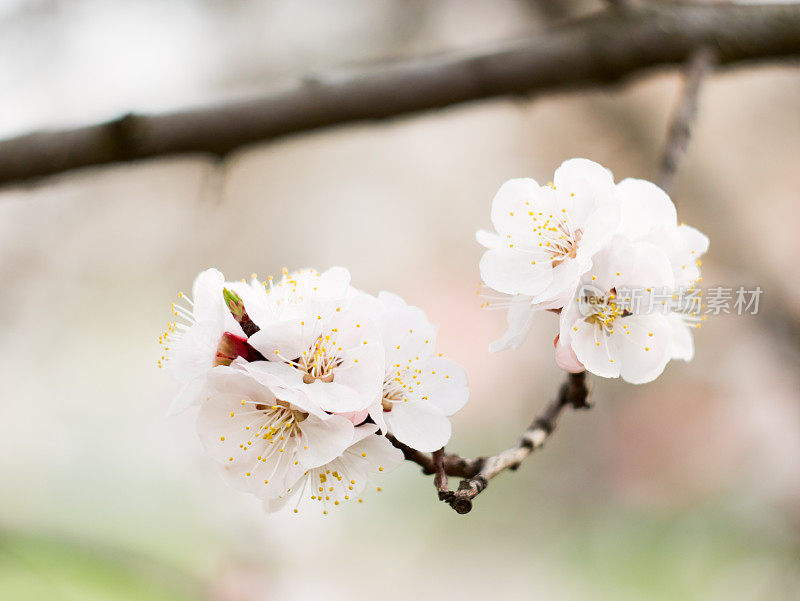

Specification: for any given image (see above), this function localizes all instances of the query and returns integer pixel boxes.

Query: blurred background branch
[658,45,717,196]
[0,2,799,188]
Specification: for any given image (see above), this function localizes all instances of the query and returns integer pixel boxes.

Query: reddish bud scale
[215,332,265,366]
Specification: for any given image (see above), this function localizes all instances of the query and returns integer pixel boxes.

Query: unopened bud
[223,288,245,320]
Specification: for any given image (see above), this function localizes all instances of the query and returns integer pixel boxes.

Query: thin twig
[392,372,590,514]
[2,3,800,187]
[431,448,451,500]
[658,45,718,196]
[388,436,483,478]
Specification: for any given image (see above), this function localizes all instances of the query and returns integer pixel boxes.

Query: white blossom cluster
[478,158,709,384]
[161,158,710,513]
[160,268,469,513]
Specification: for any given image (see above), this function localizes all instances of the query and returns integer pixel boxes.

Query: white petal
[246,318,309,361]
[489,295,535,352]
[414,357,469,415]
[384,401,451,452]
[368,404,387,433]
[479,247,553,296]
[574,201,620,260]
[476,229,503,249]
[569,319,620,379]
[374,295,437,365]
[668,313,694,361]
[677,224,709,258]
[375,290,407,312]
[191,268,225,324]
[317,267,352,301]
[614,241,675,292]
[613,313,672,384]
[332,344,384,408]
[489,178,541,239]
[166,376,206,416]
[348,432,403,473]
[235,360,323,417]
[297,414,355,469]
[617,178,677,239]
[168,320,221,382]
[532,258,586,307]
[554,158,615,192]
[553,158,616,220]
[307,381,369,413]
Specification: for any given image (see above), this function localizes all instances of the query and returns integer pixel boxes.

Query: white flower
[246,294,385,414]
[557,238,676,384]
[230,266,355,330]
[477,159,620,351]
[161,268,249,415]
[615,178,709,361]
[266,423,403,514]
[366,292,469,452]
[196,363,356,502]
[616,178,709,287]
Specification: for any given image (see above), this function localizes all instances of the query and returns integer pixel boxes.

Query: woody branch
[1,2,799,187]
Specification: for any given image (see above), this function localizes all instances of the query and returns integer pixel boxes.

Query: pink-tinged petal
[384,401,451,452]
[554,334,584,373]
[617,178,677,238]
[297,414,355,469]
[480,247,553,296]
[339,408,370,426]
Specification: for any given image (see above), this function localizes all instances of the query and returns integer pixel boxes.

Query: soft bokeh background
[1,1,799,600]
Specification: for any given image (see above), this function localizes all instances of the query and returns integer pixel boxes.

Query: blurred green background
[1,1,799,600]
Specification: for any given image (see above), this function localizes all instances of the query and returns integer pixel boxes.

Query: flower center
[531,211,583,266]
[381,368,421,412]
[251,400,306,441]
[297,334,342,383]
[581,289,628,333]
